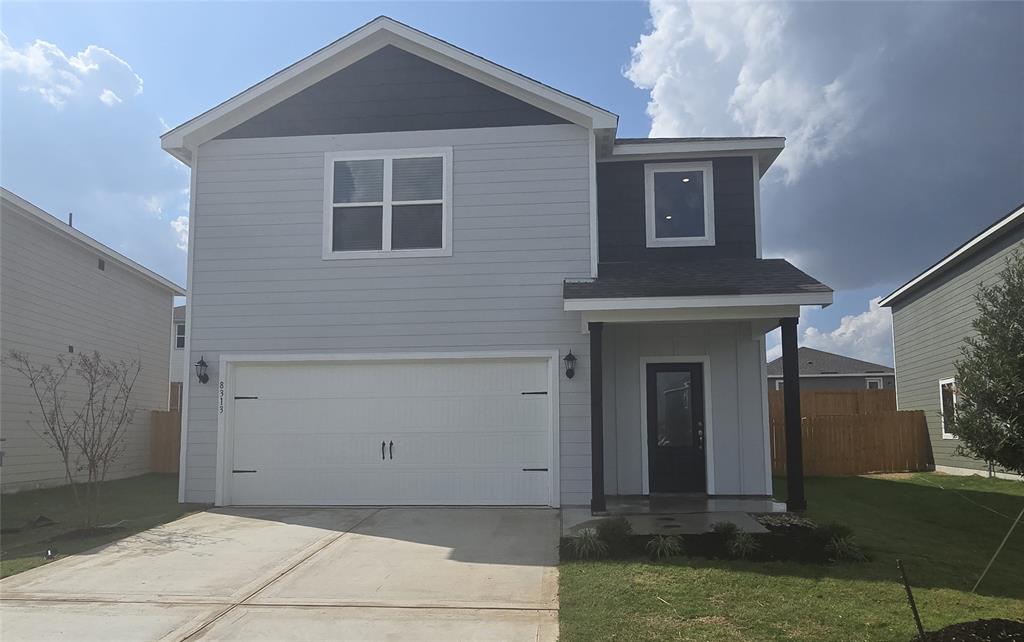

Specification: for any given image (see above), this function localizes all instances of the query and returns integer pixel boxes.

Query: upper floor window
[323,147,452,259]
[644,161,715,248]
[939,378,957,439]
[865,377,883,390]
[175,323,185,349]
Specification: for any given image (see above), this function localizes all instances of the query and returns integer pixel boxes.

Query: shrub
[726,532,761,560]
[595,517,634,557]
[822,531,867,562]
[646,535,684,561]
[710,521,739,537]
[569,528,609,560]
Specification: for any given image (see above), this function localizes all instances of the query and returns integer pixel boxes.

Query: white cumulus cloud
[766,298,893,365]
[170,216,189,252]
[0,32,143,108]
[625,0,869,183]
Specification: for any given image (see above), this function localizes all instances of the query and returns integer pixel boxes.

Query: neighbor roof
[563,259,832,301]
[1,187,185,296]
[767,347,894,377]
[161,16,619,164]
[879,202,1024,307]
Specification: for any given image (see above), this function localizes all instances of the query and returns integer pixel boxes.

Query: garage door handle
[382,440,386,460]
[389,440,394,460]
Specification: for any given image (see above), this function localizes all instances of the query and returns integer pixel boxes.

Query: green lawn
[1,474,199,578]
[560,473,1024,641]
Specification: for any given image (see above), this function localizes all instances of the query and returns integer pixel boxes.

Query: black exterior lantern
[563,350,577,379]
[194,356,209,384]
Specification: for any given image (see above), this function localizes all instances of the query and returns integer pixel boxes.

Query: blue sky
[2,2,1021,364]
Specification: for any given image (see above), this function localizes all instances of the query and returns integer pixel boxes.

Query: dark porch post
[780,317,806,511]
[589,322,606,513]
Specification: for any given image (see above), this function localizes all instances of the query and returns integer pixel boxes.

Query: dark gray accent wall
[891,221,1023,472]
[216,45,568,140]
[596,156,756,262]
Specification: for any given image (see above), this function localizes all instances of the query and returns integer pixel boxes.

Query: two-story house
[161,17,831,511]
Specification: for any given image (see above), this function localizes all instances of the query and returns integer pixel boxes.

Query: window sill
[645,236,716,248]
[322,247,452,260]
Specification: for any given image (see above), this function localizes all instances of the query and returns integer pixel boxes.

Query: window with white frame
[774,379,785,390]
[324,148,451,258]
[939,378,957,439]
[175,323,185,349]
[865,377,883,390]
[644,161,715,248]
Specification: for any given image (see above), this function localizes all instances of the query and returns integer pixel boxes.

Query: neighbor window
[644,161,715,248]
[774,379,785,391]
[939,378,957,439]
[324,148,451,259]
[865,377,883,390]
[175,323,185,349]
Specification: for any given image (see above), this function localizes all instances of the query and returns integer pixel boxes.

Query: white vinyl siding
[0,205,173,492]
[185,124,593,505]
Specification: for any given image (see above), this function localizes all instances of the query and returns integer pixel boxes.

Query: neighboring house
[161,17,832,510]
[0,188,185,493]
[169,304,186,410]
[767,347,894,392]
[880,202,1023,480]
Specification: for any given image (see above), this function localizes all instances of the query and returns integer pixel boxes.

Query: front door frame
[639,356,715,495]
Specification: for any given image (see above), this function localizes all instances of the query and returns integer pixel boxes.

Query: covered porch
[564,259,833,519]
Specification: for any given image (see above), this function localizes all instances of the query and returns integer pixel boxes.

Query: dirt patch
[916,619,1024,641]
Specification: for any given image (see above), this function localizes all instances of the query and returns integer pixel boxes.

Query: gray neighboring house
[169,304,186,410]
[880,202,1023,479]
[160,16,832,510]
[766,347,894,392]
[0,188,185,493]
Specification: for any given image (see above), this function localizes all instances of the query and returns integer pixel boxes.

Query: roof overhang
[161,16,619,165]
[879,202,1024,307]
[602,137,786,175]
[1,187,185,296]
[565,292,832,328]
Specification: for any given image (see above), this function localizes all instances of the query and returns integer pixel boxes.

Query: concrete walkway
[0,507,559,641]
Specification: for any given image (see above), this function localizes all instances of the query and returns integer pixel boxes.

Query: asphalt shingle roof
[766,347,893,376]
[563,259,831,300]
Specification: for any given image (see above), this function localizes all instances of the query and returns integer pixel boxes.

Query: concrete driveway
[0,507,559,641]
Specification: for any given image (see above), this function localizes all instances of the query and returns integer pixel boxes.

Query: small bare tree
[5,350,142,527]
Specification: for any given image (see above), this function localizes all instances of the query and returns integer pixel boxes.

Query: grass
[1,474,200,578]
[560,473,1024,641]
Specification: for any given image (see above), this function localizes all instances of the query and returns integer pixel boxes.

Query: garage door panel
[227,358,553,506]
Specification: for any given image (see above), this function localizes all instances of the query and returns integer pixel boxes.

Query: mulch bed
[916,619,1024,642]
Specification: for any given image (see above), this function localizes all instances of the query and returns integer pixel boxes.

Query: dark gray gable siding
[216,45,568,140]
[891,221,1024,472]
[597,156,756,262]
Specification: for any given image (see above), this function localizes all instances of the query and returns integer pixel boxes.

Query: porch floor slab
[561,509,769,536]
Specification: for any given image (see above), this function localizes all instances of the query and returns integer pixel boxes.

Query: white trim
[644,161,715,248]
[865,377,884,390]
[774,379,786,391]
[609,138,784,172]
[178,147,199,503]
[757,334,773,495]
[767,372,894,379]
[0,188,185,295]
[588,130,599,278]
[879,203,1024,306]
[322,147,452,260]
[566,292,833,312]
[934,465,1020,481]
[939,377,958,440]
[752,155,763,259]
[215,350,561,508]
[161,16,617,163]
[581,305,801,328]
[638,356,715,496]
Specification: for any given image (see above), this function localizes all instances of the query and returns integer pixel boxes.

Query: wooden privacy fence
[151,410,181,474]
[770,411,931,476]
[768,389,896,423]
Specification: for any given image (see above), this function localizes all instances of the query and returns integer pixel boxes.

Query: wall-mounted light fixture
[194,356,209,384]
[563,350,577,379]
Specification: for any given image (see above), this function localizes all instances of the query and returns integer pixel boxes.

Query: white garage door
[226,357,552,506]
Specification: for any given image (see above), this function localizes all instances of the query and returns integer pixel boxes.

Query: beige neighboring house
[0,188,185,493]
[170,304,186,410]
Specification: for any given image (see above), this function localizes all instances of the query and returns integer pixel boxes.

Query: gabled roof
[608,137,786,174]
[161,16,619,165]
[766,347,893,377]
[880,202,1024,307]
[1,187,185,295]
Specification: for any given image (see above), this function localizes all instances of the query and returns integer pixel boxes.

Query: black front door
[646,363,706,493]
